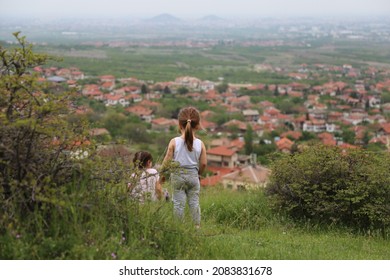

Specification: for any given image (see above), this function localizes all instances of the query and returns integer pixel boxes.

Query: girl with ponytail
[161,106,207,228]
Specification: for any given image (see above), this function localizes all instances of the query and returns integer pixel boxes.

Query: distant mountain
[148,13,182,23]
[200,15,225,21]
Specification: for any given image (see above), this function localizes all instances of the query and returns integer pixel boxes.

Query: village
[32,61,390,189]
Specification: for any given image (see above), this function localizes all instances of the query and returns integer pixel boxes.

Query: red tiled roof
[201,120,217,130]
[281,131,302,140]
[126,106,153,116]
[151,117,177,126]
[223,119,247,130]
[276,137,294,151]
[104,94,123,101]
[200,174,222,187]
[381,123,390,134]
[207,146,236,157]
[222,165,270,184]
[230,138,245,150]
[206,166,237,176]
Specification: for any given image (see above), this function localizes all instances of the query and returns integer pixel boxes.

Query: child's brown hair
[133,151,153,169]
[177,106,201,152]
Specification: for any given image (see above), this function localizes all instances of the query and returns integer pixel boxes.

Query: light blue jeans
[170,169,200,225]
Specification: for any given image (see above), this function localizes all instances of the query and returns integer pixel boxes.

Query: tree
[300,131,316,141]
[362,130,371,147]
[141,83,148,94]
[342,127,355,144]
[0,33,88,220]
[244,124,253,155]
[177,86,189,95]
[274,85,279,96]
[216,83,228,93]
[163,85,171,94]
[103,112,127,138]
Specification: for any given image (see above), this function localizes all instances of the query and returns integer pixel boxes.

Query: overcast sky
[0,0,389,18]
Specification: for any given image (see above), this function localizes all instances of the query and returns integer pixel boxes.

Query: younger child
[129,151,162,202]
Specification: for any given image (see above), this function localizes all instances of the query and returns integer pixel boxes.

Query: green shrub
[0,32,89,231]
[266,145,390,234]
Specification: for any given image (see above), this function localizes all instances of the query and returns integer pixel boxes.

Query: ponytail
[184,119,194,152]
[177,106,201,152]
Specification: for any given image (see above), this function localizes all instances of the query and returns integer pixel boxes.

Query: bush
[266,145,390,234]
[0,33,89,230]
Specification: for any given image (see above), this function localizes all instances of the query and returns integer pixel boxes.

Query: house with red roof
[303,119,326,133]
[259,100,275,109]
[327,111,343,123]
[103,94,131,107]
[221,165,270,190]
[222,119,248,133]
[204,89,221,103]
[100,75,116,83]
[242,109,260,122]
[226,95,251,109]
[151,117,177,132]
[258,115,272,125]
[101,81,115,91]
[200,166,237,187]
[230,138,245,151]
[185,92,203,101]
[318,132,337,146]
[200,110,216,120]
[378,123,390,136]
[82,84,103,100]
[382,103,390,114]
[276,137,294,153]
[70,70,84,80]
[264,108,281,118]
[126,105,154,122]
[281,131,302,140]
[200,119,217,132]
[221,103,241,113]
[175,76,201,89]
[207,146,238,168]
[369,136,390,148]
[199,80,215,91]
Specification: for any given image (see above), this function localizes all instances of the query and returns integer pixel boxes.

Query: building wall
[207,153,237,168]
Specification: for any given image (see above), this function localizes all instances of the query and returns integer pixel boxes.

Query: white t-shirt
[129,168,159,202]
[174,136,202,170]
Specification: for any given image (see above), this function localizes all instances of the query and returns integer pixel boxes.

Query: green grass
[197,187,390,260]
[2,181,388,260]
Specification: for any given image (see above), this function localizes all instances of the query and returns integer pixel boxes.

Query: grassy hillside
[1,183,389,260]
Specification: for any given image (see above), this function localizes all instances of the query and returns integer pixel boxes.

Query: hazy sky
[1,0,389,18]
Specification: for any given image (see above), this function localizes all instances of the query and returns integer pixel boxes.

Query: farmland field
[34,37,390,84]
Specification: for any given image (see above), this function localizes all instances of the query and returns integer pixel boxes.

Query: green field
[36,38,390,84]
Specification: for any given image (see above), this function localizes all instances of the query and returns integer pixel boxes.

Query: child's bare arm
[159,139,175,183]
[199,141,207,175]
